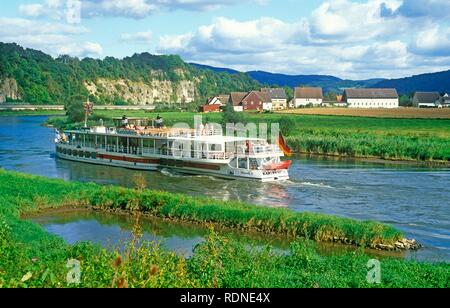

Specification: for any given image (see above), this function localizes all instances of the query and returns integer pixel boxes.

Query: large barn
[293,87,323,107]
[412,92,440,108]
[343,88,399,109]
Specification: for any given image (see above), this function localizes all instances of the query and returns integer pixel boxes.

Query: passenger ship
[55,121,291,181]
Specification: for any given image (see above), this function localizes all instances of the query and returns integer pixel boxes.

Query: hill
[190,64,384,93]
[373,70,450,95]
[189,63,241,75]
[0,43,258,105]
[246,71,384,93]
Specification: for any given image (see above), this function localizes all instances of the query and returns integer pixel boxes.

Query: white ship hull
[56,144,290,182]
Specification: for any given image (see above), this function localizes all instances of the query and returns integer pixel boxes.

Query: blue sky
[1,0,449,79]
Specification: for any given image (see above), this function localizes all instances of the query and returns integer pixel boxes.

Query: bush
[66,96,86,123]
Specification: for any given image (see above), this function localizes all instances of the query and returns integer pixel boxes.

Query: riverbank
[1,169,409,250]
[45,111,450,163]
[0,169,448,288]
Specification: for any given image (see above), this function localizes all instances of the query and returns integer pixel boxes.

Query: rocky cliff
[84,78,197,105]
[0,78,20,103]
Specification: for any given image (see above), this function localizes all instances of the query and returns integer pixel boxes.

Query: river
[1,115,449,261]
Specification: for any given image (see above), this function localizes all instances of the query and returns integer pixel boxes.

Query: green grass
[0,170,448,288]
[46,111,450,162]
[0,169,403,248]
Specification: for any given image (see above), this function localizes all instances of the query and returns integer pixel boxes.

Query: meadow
[279,108,450,119]
[46,110,450,162]
[0,170,448,288]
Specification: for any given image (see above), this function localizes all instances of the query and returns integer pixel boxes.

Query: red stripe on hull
[98,154,159,164]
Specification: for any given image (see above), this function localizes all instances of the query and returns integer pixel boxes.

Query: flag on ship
[277,133,293,157]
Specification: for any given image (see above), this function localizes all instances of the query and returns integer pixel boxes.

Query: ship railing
[193,129,223,137]
[150,128,223,139]
[156,149,231,161]
[236,145,283,156]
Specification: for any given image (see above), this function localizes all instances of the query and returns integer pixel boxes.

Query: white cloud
[0,17,88,36]
[308,0,405,44]
[383,0,450,18]
[10,0,450,78]
[19,0,260,19]
[19,0,66,20]
[120,31,153,44]
[158,17,308,55]
[0,18,102,58]
[58,41,103,57]
[410,26,450,57]
[83,0,157,19]
[156,0,450,79]
[19,4,46,17]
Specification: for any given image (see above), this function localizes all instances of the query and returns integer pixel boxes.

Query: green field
[47,110,450,162]
[0,170,448,288]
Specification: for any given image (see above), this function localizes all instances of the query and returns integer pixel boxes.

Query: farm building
[439,94,450,108]
[201,95,230,113]
[293,87,323,107]
[261,88,287,110]
[412,92,440,108]
[230,92,248,112]
[343,88,399,109]
[241,91,271,111]
[230,91,273,112]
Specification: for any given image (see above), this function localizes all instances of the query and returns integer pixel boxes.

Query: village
[201,87,450,113]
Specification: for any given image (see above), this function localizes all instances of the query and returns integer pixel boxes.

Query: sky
[1,0,449,79]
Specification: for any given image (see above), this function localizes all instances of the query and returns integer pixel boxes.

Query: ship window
[211,144,222,152]
[89,135,96,147]
[238,158,248,169]
[107,136,117,152]
[143,139,155,154]
[98,135,106,149]
[249,158,259,170]
[118,137,127,153]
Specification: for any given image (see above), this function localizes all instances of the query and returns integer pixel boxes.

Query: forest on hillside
[0,43,259,105]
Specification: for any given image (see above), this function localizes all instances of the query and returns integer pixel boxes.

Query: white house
[261,88,287,110]
[207,96,229,106]
[412,92,440,108]
[343,88,399,109]
[293,87,323,107]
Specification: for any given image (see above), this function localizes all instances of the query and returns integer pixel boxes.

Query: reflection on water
[28,210,295,258]
[29,210,413,260]
[1,116,450,261]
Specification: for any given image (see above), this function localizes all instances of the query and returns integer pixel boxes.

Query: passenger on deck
[198,123,205,136]
[121,115,129,128]
[155,115,164,128]
[246,141,253,154]
[205,123,211,136]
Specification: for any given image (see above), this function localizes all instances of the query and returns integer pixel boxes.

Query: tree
[222,102,247,126]
[399,95,412,107]
[324,91,337,101]
[66,95,86,123]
